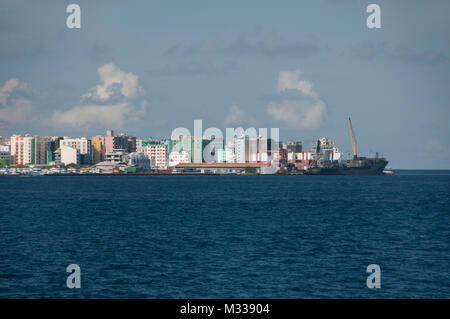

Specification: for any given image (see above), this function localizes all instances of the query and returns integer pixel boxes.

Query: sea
[0,170,449,298]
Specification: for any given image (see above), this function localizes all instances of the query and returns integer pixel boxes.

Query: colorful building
[10,135,35,165]
[92,139,103,164]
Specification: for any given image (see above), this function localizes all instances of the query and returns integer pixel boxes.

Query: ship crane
[348,116,357,160]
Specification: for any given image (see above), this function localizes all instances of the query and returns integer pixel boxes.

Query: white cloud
[267,68,325,129]
[0,98,32,124]
[0,78,31,123]
[81,63,143,101]
[224,104,245,125]
[52,103,133,129]
[0,78,20,105]
[53,63,148,129]
[276,69,317,98]
[267,99,325,129]
[224,104,258,127]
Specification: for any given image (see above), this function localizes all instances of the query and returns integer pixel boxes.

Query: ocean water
[0,171,449,298]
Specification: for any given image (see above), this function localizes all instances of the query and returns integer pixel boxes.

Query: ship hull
[307,159,388,175]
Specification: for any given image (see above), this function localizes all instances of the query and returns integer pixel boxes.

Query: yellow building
[92,139,103,164]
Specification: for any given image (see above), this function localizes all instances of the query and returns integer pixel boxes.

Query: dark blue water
[0,171,449,298]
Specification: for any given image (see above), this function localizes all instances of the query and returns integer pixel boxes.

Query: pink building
[92,130,136,160]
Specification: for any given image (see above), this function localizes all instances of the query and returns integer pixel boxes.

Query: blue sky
[0,0,449,168]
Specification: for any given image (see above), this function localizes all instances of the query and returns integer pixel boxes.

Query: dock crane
[348,116,358,160]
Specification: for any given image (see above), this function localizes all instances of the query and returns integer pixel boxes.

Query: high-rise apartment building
[10,135,35,165]
[145,144,168,170]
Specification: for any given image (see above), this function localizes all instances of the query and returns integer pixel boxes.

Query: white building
[106,150,127,162]
[234,136,249,163]
[0,145,10,152]
[169,151,191,167]
[60,137,92,163]
[136,139,143,153]
[60,145,78,165]
[10,135,35,165]
[145,144,168,170]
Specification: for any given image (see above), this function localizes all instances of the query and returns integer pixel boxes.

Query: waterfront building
[191,138,204,163]
[34,137,49,165]
[95,161,117,174]
[92,139,103,164]
[171,135,210,163]
[46,139,57,164]
[10,135,35,165]
[216,146,235,163]
[93,130,136,159]
[142,139,162,148]
[136,139,143,153]
[105,150,127,162]
[128,152,151,171]
[175,162,272,174]
[92,131,113,157]
[234,136,249,163]
[60,145,79,165]
[0,145,11,166]
[60,137,92,164]
[145,144,168,169]
[169,151,191,167]
[124,135,136,153]
[54,148,61,164]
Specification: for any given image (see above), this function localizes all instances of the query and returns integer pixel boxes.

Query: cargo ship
[307,117,388,175]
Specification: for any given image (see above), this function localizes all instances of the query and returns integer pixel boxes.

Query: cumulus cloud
[53,63,147,129]
[267,69,326,129]
[81,63,143,101]
[0,78,31,124]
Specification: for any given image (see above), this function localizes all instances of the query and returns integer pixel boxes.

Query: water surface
[0,171,449,298]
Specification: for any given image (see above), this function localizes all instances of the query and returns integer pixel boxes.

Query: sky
[0,0,449,169]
